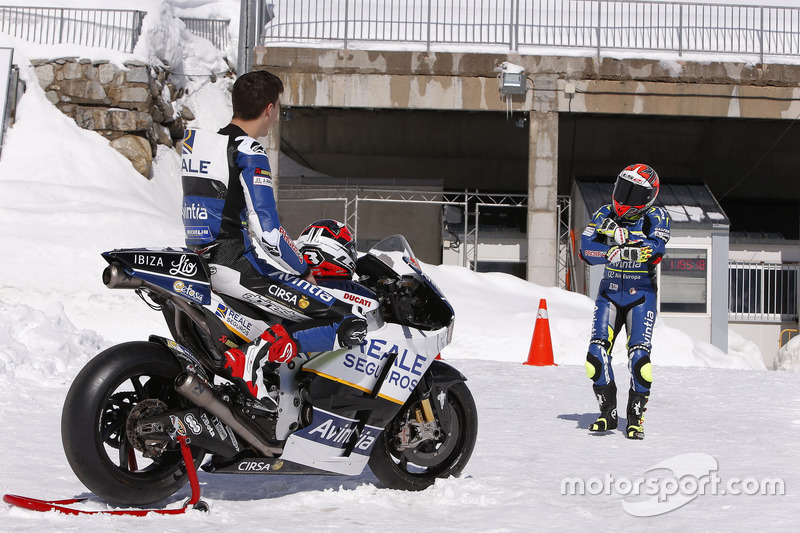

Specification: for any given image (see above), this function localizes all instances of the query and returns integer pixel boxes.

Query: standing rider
[180,70,366,405]
[579,163,671,439]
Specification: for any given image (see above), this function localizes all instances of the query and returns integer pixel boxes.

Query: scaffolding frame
[279,186,543,274]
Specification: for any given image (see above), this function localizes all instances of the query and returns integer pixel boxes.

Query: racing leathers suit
[579,204,671,394]
[180,125,365,354]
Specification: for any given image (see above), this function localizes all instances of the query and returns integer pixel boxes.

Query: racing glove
[337,316,368,348]
[606,243,653,264]
[596,218,628,245]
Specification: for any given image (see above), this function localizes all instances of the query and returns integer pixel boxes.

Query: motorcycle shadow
[171,467,385,503]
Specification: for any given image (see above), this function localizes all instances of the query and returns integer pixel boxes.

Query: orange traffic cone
[523,299,556,366]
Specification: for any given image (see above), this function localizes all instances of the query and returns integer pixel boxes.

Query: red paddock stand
[3,435,207,516]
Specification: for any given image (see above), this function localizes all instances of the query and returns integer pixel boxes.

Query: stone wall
[32,57,194,176]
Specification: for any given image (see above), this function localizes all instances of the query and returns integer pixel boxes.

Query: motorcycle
[61,235,478,506]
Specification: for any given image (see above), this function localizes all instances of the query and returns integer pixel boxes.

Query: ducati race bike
[61,235,478,505]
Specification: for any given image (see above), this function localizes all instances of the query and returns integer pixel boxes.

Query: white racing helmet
[296,219,358,279]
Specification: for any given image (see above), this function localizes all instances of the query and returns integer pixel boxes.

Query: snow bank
[0,298,107,385]
[776,333,800,371]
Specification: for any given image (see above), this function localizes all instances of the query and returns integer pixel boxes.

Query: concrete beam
[559,79,800,120]
[259,47,800,120]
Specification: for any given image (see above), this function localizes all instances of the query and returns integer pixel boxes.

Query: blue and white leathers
[579,205,670,393]
[181,127,308,276]
[181,126,362,353]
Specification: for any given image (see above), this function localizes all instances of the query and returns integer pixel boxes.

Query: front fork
[394,373,451,451]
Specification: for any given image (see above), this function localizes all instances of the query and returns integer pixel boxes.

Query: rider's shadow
[558,413,604,435]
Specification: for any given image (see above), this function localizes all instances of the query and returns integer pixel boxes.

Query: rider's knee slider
[585,352,604,382]
[629,345,653,388]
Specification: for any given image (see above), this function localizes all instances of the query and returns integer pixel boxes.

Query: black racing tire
[61,341,203,506]
[368,382,478,491]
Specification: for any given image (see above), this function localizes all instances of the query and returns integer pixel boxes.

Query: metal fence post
[237,0,251,74]
[759,6,764,65]
[427,0,432,53]
[678,4,683,56]
[58,8,64,44]
[131,11,143,52]
[353,185,359,241]
[514,0,521,51]
[344,0,349,50]
[596,0,602,58]
[462,190,469,269]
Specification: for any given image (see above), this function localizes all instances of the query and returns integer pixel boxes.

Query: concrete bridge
[256,46,800,285]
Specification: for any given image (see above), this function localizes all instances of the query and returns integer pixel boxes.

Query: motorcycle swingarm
[139,406,243,458]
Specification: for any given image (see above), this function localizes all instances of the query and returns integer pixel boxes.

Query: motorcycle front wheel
[368,382,478,491]
[61,341,203,505]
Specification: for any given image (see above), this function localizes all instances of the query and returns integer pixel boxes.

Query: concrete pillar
[526,108,559,286]
[710,224,730,353]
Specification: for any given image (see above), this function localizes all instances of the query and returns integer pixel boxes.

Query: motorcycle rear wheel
[61,341,203,505]
[368,382,478,491]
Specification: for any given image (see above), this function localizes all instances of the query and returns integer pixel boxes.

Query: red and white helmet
[613,163,660,219]
[296,219,357,279]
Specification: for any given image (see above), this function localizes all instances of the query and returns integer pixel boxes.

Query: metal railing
[728,261,799,322]
[180,17,230,52]
[0,6,145,53]
[260,0,800,63]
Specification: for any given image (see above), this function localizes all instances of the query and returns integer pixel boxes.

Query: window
[660,248,708,313]
[728,262,799,322]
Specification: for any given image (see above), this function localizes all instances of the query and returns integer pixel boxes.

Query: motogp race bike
[61,235,477,506]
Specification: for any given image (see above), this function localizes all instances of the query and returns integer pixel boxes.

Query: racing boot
[589,381,618,432]
[222,324,298,403]
[625,390,649,440]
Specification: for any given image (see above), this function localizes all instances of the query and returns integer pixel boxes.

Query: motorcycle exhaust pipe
[175,371,282,458]
[102,263,143,290]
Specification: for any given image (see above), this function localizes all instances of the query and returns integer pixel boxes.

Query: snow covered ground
[1,0,800,530]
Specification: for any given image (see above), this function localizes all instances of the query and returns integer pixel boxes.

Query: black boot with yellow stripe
[589,382,618,432]
[625,390,649,440]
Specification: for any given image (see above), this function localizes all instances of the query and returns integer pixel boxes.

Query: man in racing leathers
[180,70,366,404]
[579,163,670,439]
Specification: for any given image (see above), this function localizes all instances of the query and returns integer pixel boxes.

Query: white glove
[606,243,653,264]
[597,218,628,245]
